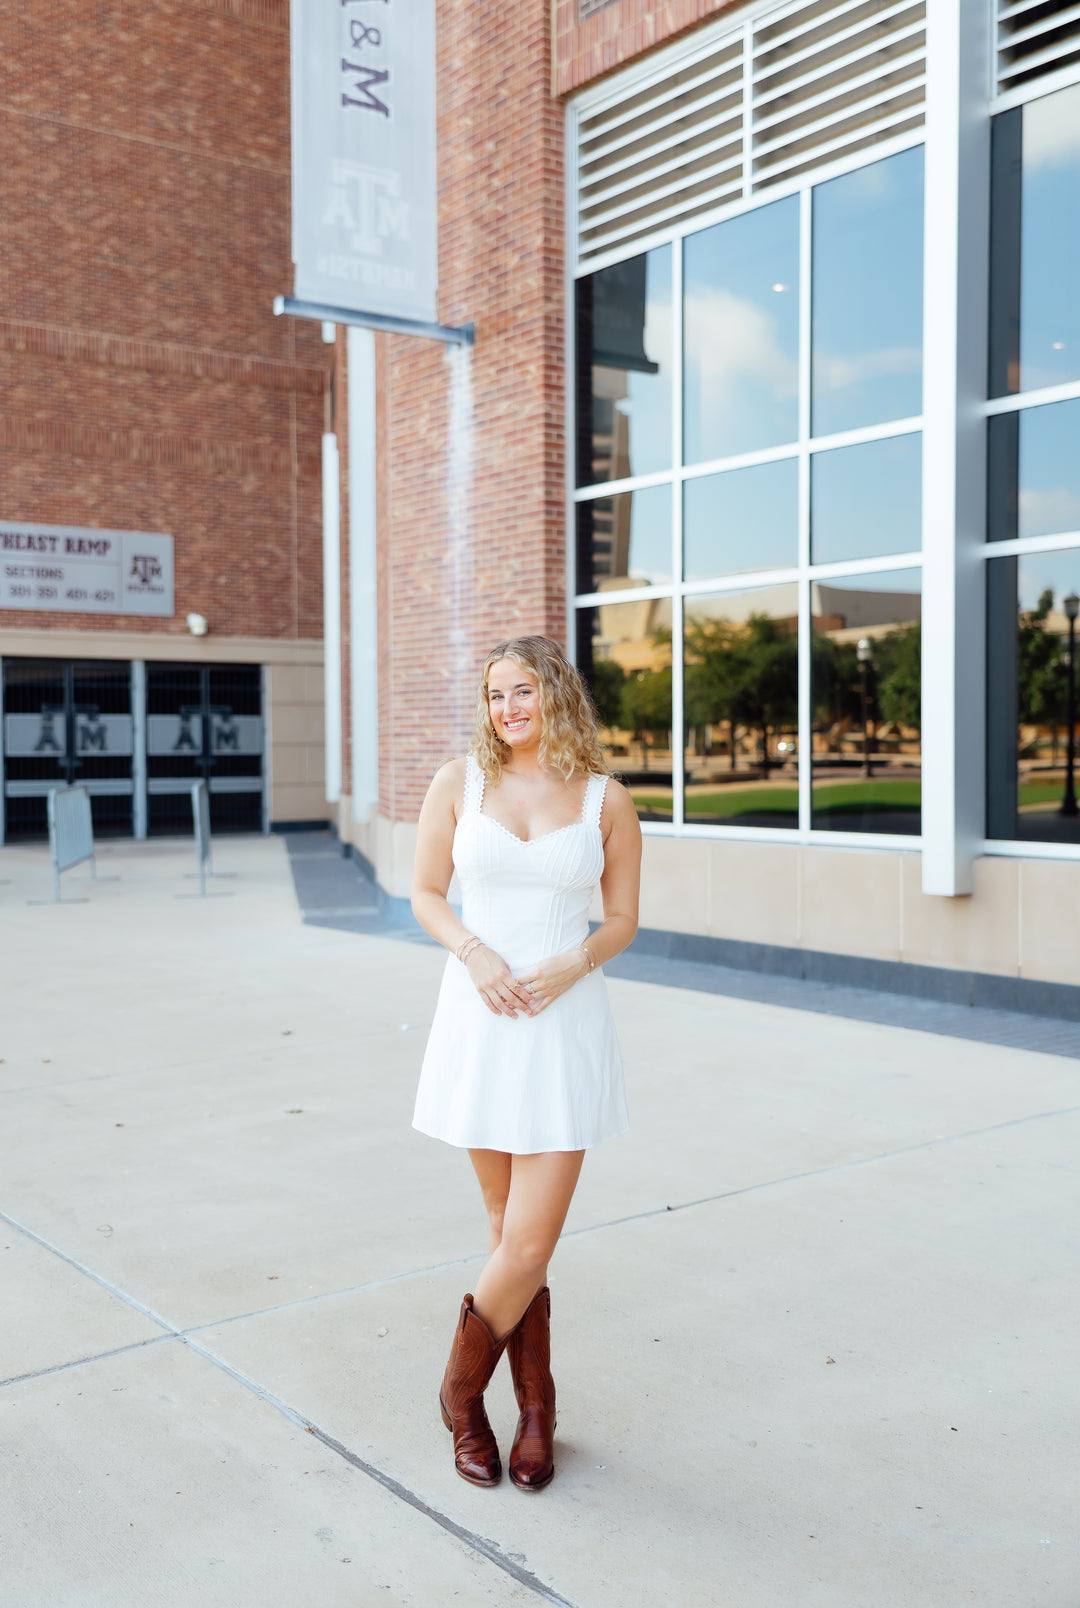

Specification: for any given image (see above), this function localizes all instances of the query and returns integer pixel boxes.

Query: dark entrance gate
[1,659,134,840]
[147,663,263,835]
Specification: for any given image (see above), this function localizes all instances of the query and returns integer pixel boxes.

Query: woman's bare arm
[515,779,641,1010]
[590,779,642,964]
[410,759,471,954]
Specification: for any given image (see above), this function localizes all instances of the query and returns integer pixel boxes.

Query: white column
[920,0,991,895]
[322,430,343,804]
[347,326,379,823]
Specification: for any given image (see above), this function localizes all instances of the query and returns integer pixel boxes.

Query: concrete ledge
[628,926,1080,1022]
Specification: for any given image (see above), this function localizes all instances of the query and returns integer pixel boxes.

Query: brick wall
[0,0,329,642]
[369,0,569,825]
[553,0,740,96]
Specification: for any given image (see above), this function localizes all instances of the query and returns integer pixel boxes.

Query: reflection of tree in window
[685,614,797,774]
[1019,588,1069,763]
[619,646,672,773]
[589,657,626,732]
[813,624,921,751]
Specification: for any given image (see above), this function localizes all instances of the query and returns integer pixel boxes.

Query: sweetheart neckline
[470,812,599,848]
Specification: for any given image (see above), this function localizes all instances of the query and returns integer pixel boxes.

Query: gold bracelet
[457,935,483,965]
[579,943,596,974]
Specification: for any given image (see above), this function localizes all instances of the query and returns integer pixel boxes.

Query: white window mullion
[919,0,990,896]
[798,186,813,835]
[672,234,685,830]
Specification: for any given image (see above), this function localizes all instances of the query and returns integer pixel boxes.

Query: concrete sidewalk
[2,834,1077,1607]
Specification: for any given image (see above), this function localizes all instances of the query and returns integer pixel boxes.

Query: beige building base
[634,836,1080,989]
[0,626,326,829]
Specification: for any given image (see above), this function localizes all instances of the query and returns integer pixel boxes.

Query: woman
[411,635,641,1491]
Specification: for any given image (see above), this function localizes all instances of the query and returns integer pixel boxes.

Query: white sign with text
[0,522,174,616]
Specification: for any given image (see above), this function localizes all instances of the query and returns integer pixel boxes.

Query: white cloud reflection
[814,344,922,398]
[685,286,797,450]
[1019,486,1080,540]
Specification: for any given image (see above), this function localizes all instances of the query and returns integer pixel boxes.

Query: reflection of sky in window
[811,434,921,564]
[581,246,672,486]
[1022,82,1080,392]
[1017,548,1080,613]
[1019,398,1080,539]
[578,484,672,590]
[620,484,671,585]
[623,249,672,476]
[683,197,798,464]
[811,147,924,438]
[684,458,797,580]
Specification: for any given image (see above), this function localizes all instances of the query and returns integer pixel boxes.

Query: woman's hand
[514,949,590,1015]
[465,945,538,1018]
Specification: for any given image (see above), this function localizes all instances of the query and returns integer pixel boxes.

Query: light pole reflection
[1061,591,1079,819]
[857,636,873,780]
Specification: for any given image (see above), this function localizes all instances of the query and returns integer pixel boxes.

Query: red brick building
[0,0,328,837]
[326,0,1080,1008]
[7,0,1080,1008]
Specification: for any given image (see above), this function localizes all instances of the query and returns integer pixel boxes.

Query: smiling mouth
[504,718,529,731]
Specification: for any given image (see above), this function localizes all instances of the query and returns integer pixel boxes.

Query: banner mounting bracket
[274,295,474,347]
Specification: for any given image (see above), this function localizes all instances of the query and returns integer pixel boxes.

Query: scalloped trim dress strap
[463,753,486,815]
[582,772,609,830]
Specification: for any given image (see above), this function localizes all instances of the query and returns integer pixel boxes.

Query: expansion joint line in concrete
[562,1098,1080,1242]
[0,1206,579,1608]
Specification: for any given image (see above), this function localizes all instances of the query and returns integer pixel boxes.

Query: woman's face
[487,658,542,752]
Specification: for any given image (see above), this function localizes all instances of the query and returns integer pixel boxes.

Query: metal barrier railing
[48,785,95,902]
[191,780,212,895]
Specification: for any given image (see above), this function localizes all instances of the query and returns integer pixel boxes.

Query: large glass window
[575,143,924,837]
[576,486,672,593]
[811,434,922,565]
[577,598,674,822]
[575,246,672,487]
[989,81,1080,398]
[988,551,1080,845]
[987,81,1080,850]
[683,585,799,828]
[683,197,799,464]
[684,458,797,580]
[811,571,922,835]
[811,147,924,436]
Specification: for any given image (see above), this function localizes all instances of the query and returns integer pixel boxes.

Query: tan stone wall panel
[1018,860,1080,986]
[798,848,903,963]
[708,840,800,949]
[900,855,1020,977]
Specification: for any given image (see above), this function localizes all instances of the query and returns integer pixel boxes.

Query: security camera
[186,612,209,637]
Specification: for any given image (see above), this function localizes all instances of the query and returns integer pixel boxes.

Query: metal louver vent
[576,37,744,264]
[997,0,1080,91]
[573,0,929,268]
[751,0,926,190]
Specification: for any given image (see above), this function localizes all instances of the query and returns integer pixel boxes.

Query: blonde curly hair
[473,635,610,784]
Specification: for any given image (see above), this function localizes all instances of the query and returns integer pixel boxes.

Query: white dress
[412,755,629,1153]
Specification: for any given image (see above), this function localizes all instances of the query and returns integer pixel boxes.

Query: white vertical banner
[291,0,437,323]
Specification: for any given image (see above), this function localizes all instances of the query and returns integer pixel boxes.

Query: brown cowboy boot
[506,1286,556,1490]
[439,1294,507,1487]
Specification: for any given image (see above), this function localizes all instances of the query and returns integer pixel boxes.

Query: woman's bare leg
[471,1151,585,1340]
[468,1148,513,1253]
